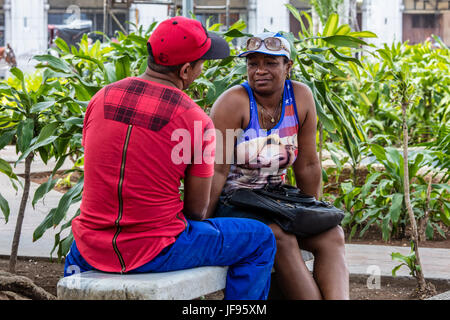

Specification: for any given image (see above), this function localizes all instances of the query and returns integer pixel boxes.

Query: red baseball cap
[148,16,230,66]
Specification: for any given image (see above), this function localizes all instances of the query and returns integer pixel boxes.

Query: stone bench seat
[57,250,313,300]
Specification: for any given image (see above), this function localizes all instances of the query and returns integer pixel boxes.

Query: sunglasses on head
[246,37,290,52]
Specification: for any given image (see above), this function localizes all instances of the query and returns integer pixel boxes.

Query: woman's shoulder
[210,84,250,129]
[289,80,313,97]
[211,84,249,113]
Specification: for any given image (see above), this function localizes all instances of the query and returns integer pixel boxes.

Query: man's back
[72,77,214,272]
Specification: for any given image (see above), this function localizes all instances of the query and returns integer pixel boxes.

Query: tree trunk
[8,152,34,274]
[401,101,427,291]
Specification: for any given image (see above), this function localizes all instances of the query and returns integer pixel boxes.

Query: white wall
[129,4,170,33]
[248,0,290,35]
[362,0,403,47]
[4,0,48,72]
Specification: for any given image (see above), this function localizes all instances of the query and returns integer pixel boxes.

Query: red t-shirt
[71,77,215,272]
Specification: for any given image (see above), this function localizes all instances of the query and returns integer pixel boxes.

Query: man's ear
[178,62,192,81]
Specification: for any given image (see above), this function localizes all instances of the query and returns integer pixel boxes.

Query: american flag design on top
[223,80,300,195]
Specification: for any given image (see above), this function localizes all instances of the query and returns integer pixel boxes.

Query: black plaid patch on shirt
[103,78,192,131]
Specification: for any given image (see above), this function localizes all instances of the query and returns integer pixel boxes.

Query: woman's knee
[302,226,345,254]
[310,225,346,253]
[269,224,299,251]
[329,225,346,246]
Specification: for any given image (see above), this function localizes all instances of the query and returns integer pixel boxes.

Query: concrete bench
[57,250,313,300]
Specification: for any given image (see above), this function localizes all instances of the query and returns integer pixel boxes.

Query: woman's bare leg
[299,226,349,300]
[268,223,322,300]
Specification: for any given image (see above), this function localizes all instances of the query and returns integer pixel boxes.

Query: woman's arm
[291,82,322,199]
[205,86,247,218]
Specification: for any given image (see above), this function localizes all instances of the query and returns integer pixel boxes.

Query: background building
[0,0,449,74]
[403,0,450,44]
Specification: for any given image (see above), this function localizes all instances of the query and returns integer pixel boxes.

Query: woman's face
[246,53,291,96]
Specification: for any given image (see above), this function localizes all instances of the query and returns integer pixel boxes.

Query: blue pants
[65,218,276,300]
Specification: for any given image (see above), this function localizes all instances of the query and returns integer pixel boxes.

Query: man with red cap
[64,17,276,300]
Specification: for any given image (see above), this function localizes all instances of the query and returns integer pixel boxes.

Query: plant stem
[9,152,34,273]
[401,100,426,291]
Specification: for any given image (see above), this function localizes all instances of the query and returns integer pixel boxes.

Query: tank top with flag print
[223,80,300,196]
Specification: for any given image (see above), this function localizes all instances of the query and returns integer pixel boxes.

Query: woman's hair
[147,43,200,74]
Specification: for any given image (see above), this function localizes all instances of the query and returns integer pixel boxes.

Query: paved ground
[0,146,76,260]
[1,148,449,298]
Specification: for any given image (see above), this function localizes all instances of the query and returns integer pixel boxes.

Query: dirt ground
[1,256,449,300]
[2,170,448,300]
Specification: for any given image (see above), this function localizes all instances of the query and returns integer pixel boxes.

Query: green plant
[306,0,344,25]
[0,66,85,272]
[391,241,421,277]
[286,8,376,187]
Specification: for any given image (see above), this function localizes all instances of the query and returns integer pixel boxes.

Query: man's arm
[205,86,246,218]
[292,82,322,199]
[183,173,212,221]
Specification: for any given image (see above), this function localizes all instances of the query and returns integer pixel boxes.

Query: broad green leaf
[16,136,58,164]
[74,53,105,72]
[17,119,34,153]
[32,175,58,208]
[391,263,404,277]
[370,144,387,161]
[0,158,17,180]
[321,35,368,48]
[382,215,391,241]
[391,252,409,264]
[0,130,16,150]
[425,221,434,240]
[52,176,84,227]
[335,24,351,36]
[389,193,404,223]
[104,62,117,84]
[409,153,424,179]
[360,172,383,198]
[286,4,303,24]
[30,100,56,113]
[322,13,339,37]
[0,192,10,223]
[126,34,148,47]
[60,232,74,257]
[221,29,251,38]
[72,82,92,101]
[377,49,393,67]
[42,69,71,83]
[36,122,59,144]
[115,56,131,80]
[33,54,72,73]
[138,58,148,75]
[10,67,24,82]
[54,37,71,53]
[329,48,363,68]
[349,31,378,38]
[33,208,56,241]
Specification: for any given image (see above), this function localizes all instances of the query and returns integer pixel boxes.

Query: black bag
[228,184,345,238]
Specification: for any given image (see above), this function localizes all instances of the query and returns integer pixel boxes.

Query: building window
[412,14,437,28]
